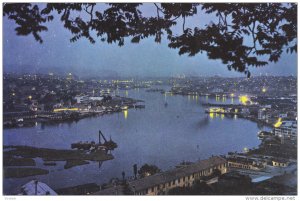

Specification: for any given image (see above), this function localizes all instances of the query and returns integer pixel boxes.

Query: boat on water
[71,130,117,151]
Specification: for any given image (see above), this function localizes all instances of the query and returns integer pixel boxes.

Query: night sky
[3,3,297,78]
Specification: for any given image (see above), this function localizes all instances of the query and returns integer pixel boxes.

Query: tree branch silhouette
[3,3,297,76]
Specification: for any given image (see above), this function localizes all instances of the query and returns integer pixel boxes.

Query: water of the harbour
[3,87,271,194]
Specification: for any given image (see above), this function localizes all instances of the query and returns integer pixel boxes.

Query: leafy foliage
[3,3,297,75]
[138,163,161,178]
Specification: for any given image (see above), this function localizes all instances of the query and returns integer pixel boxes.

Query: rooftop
[94,156,226,194]
[278,121,297,129]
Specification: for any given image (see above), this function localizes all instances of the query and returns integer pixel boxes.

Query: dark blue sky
[3,3,297,77]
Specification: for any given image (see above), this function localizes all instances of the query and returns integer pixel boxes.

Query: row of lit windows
[273,162,288,167]
[228,162,252,169]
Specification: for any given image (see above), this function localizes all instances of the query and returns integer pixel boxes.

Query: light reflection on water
[123,110,128,120]
[3,86,270,194]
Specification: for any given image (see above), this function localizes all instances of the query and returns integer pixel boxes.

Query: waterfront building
[278,113,288,118]
[271,158,290,167]
[94,156,227,195]
[274,121,297,140]
[74,95,89,104]
[227,155,265,171]
[258,108,271,121]
[241,108,250,115]
[89,97,104,101]
[75,95,103,104]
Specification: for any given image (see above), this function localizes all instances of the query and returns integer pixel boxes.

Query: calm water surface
[4,87,269,194]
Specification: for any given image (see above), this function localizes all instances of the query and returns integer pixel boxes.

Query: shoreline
[3,97,145,129]
[3,145,114,179]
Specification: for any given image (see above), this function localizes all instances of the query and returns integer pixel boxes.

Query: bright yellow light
[122,106,128,110]
[209,113,214,119]
[274,118,282,128]
[235,109,238,113]
[262,88,267,93]
[123,110,128,120]
[239,95,249,105]
[53,108,79,112]
[221,114,224,119]
[28,95,32,100]
[230,93,234,97]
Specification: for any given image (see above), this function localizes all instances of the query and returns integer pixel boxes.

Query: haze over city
[3,3,297,77]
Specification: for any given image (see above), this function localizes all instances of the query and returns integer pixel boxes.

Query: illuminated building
[258,108,271,121]
[239,95,250,105]
[227,155,265,171]
[53,108,79,112]
[274,121,297,140]
[66,73,73,81]
[271,159,290,167]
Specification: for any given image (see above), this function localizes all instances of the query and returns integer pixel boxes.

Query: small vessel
[71,130,117,151]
